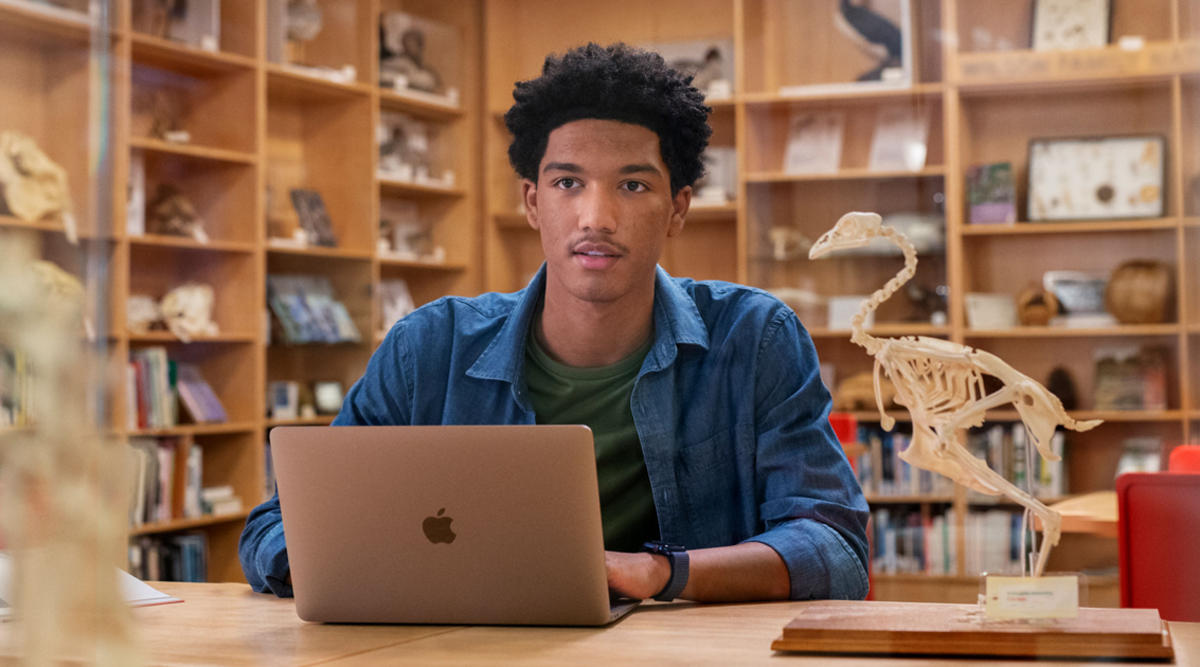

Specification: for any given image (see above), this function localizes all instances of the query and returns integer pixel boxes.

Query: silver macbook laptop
[270,425,639,626]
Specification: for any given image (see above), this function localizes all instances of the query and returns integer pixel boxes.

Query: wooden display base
[771,600,1174,660]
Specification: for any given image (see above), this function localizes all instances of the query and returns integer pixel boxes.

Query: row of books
[0,345,32,427]
[127,347,227,430]
[267,275,362,345]
[853,426,956,498]
[964,423,1067,501]
[129,436,244,527]
[871,507,1031,576]
[128,534,207,583]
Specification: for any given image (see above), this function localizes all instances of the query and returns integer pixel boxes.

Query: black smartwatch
[642,541,689,601]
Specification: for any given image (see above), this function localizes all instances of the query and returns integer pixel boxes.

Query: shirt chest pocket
[674,422,753,545]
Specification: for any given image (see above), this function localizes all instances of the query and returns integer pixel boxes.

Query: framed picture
[1031,0,1111,52]
[783,111,844,174]
[1027,135,1165,221]
[132,0,220,51]
[868,105,928,172]
[646,39,735,101]
[779,0,913,96]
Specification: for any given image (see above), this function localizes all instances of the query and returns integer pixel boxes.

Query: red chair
[1116,472,1200,621]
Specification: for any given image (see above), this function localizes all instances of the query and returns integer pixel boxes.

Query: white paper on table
[0,552,181,620]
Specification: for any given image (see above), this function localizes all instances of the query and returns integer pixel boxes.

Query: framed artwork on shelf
[1031,0,1111,52]
[783,111,844,175]
[867,105,928,172]
[1027,135,1166,222]
[379,11,462,106]
[779,0,913,96]
[646,38,734,101]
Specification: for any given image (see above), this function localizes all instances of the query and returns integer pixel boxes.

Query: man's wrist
[642,541,689,601]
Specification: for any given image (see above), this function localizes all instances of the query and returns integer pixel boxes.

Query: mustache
[568,235,629,255]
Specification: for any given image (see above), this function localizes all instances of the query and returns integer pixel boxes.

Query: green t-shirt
[524,331,659,553]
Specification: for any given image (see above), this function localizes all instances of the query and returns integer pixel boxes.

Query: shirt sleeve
[742,307,871,600]
[238,327,414,597]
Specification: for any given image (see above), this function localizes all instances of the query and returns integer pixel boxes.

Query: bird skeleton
[809,212,1103,577]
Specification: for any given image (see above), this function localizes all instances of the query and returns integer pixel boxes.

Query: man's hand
[604,550,670,600]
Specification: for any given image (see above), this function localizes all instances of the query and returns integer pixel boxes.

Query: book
[289,189,337,247]
[966,162,1016,224]
[175,364,227,423]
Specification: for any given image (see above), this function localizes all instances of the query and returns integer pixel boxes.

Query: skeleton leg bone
[936,427,1062,576]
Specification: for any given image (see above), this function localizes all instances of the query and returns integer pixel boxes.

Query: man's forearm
[606,541,790,602]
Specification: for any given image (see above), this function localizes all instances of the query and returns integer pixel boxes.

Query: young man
[240,43,869,603]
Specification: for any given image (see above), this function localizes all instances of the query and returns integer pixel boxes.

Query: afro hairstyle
[504,42,712,195]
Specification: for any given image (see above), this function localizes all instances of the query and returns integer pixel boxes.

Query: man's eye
[622,181,647,193]
[555,178,579,189]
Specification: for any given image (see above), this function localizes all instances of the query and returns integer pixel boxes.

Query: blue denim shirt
[239,265,869,600]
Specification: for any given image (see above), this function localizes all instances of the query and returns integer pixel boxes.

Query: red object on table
[1168,444,1200,472]
[1117,472,1200,621]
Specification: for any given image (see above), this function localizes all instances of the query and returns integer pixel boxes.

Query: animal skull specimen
[809,211,1103,576]
[0,131,76,242]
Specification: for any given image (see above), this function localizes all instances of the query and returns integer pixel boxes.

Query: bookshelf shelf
[963,324,1181,339]
[688,203,739,220]
[377,177,466,198]
[128,137,256,165]
[129,33,256,76]
[128,422,258,438]
[265,416,333,427]
[265,243,373,261]
[127,331,258,344]
[741,82,944,106]
[865,495,955,504]
[129,510,250,537]
[745,167,946,184]
[1185,217,1200,228]
[266,64,373,102]
[0,0,94,44]
[961,219,1181,236]
[952,43,1188,94]
[494,212,529,229]
[378,88,464,119]
[808,324,951,338]
[983,409,1186,423]
[377,256,468,272]
[128,234,256,254]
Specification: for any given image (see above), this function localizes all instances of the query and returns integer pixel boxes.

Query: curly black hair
[504,42,712,195]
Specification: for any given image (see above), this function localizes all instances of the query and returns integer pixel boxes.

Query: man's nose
[576,188,618,234]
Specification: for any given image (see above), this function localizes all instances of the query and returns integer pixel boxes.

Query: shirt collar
[466,263,710,385]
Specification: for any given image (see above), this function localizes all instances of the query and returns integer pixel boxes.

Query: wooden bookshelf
[481,0,1200,602]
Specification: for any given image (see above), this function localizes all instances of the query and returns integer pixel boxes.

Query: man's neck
[535,280,655,368]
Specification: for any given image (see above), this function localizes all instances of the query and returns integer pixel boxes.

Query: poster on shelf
[867,105,928,172]
[783,111,844,174]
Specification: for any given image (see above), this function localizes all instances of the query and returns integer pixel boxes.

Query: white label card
[985,575,1079,620]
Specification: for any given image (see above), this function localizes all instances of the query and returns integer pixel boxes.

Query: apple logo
[422,508,456,544]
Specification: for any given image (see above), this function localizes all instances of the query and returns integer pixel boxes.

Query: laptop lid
[270,425,627,626]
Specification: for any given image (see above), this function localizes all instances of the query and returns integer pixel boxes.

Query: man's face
[523,119,690,307]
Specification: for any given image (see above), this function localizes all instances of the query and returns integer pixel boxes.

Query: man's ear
[667,185,691,238]
[521,179,539,231]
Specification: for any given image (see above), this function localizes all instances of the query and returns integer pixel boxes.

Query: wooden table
[4,583,1197,665]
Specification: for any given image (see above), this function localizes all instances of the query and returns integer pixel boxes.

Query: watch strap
[643,541,689,601]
